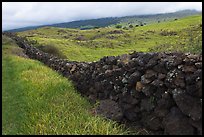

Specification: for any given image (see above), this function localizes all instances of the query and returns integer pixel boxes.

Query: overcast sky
[2,2,202,31]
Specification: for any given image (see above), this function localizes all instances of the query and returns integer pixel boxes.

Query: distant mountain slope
[118,9,202,26]
[5,9,201,32]
[50,17,120,29]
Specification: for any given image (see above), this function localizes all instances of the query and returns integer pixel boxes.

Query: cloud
[2,2,202,30]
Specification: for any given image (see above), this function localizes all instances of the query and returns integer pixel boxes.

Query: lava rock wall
[4,33,202,135]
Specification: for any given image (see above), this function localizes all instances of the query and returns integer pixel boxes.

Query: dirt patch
[11,46,29,58]
[75,35,87,41]
[107,30,124,34]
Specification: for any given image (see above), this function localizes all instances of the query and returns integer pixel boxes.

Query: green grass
[3,14,202,135]
[2,36,131,135]
[18,15,202,62]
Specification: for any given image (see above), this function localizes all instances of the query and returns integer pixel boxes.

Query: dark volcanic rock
[172,89,202,121]
[186,81,202,98]
[153,60,168,73]
[141,75,152,84]
[189,118,202,135]
[151,79,164,87]
[123,108,140,121]
[140,98,155,112]
[128,71,141,85]
[95,99,123,122]
[165,69,185,88]
[120,93,139,105]
[144,69,157,80]
[141,85,157,97]
[165,55,183,69]
[183,65,197,73]
[146,57,158,68]
[163,107,195,135]
[158,73,166,80]
[142,114,163,131]
[154,92,175,118]
[195,62,202,69]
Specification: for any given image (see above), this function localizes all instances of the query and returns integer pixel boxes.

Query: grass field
[2,14,202,135]
[18,15,202,62]
[2,36,131,135]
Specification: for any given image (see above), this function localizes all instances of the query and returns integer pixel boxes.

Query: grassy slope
[2,36,130,135]
[2,15,202,135]
[18,15,202,62]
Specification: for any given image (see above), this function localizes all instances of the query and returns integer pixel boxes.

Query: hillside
[2,12,202,136]
[5,9,201,32]
[2,35,133,135]
[17,15,202,62]
[3,1,203,135]
[3,30,202,135]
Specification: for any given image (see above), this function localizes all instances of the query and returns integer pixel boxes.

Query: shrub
[123,27,128,30]
[129,24,133,28]
[115,24,122,29]
[37,44,67,59]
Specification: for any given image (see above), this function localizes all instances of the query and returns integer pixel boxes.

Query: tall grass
[2,36,131,135]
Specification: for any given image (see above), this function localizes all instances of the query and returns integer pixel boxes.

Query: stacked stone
[4,33,202,135]
[72,52,202,135]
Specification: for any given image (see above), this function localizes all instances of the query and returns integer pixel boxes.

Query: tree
[115,24,122,29]
[123,27,128,30]
[129,24,133,28]
[94,26,100,29]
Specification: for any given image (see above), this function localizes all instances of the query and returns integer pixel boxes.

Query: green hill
[5,9,201,32]
[17,15,202,62]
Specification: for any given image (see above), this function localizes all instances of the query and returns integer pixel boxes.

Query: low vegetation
[2,36,131,135]
[37,44,67,59]
[17,15,202,62]
[2,14,202,135]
